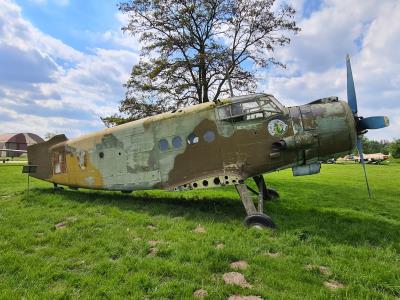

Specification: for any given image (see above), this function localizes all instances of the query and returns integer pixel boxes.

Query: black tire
[266,188,279,200]
[244,213,276,228]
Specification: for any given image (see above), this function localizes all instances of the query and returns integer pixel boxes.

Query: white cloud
[259,0,400,140]
[40,48,138,116]
[0,0,139,138]
[0,0,83,62]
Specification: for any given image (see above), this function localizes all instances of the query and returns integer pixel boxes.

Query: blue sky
[0,0,399,140]
[15,0,121,52]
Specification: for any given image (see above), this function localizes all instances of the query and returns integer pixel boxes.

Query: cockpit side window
[218,105,232,120]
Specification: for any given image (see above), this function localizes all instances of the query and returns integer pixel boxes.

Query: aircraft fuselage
[28,93,356,191]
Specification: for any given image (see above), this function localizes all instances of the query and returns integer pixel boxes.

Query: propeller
[346,54,389,198]
[356,138,371,198]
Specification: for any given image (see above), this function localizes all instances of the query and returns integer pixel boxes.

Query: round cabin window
[187,133,199,145]
[159,139,169,151]
[172,136,183,149]
[203,130,215,143]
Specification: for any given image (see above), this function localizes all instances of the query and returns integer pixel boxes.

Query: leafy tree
[390,139,400,158]
[353,137,391,155]
[102,0,300,126]
[381,140,391,155]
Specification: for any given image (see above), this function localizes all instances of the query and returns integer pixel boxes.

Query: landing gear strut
[251,175,279,201]
[235,175,278,228]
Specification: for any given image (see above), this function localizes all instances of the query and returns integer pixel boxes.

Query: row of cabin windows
[159,130,216,152]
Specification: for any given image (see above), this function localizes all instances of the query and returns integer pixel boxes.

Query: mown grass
[0,161,399,299]
[0,155,27,162]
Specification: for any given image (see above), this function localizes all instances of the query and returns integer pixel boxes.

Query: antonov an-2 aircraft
[18,56,389,228]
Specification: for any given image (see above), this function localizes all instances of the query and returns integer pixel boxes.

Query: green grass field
[0,161,399,299]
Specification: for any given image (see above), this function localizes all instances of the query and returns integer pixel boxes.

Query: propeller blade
[358,116,390,131]
[356,138,371,198]
[346,54,358,115]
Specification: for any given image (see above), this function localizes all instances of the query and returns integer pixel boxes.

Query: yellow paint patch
[51,153,104,189]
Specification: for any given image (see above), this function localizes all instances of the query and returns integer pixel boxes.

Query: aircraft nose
[282,100,357,161]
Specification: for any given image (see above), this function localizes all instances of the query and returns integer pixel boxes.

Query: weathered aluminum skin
[27,94,356,191]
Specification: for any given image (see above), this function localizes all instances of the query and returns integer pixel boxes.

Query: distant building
[0,133,44,157]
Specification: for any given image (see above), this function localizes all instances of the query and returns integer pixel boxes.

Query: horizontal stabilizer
[0,149,27,153]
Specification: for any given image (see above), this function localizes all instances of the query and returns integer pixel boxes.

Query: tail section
[27,134,68,180]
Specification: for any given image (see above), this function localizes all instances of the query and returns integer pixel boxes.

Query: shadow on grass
[33,187,245,222]
[31,186,400,249]
[274,203,400,249]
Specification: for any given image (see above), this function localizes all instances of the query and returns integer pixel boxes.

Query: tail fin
[28,134,68,180]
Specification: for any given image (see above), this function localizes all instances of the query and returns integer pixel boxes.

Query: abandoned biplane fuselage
[26,57,389,228]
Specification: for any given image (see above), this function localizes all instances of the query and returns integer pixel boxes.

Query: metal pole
[27,173,30,196]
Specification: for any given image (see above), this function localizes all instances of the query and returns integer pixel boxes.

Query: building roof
[0,133,44,146]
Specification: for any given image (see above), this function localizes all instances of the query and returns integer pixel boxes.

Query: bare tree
[102,0,300,126]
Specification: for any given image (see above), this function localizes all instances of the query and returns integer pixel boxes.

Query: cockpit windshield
[217,94,283,122]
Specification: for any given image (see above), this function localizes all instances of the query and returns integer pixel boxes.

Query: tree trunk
[199,46,209,103]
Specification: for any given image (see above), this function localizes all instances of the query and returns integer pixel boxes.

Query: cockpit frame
[217,93,284,123]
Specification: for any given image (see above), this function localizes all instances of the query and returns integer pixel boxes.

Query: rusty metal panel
[288,107,302,134]
[300,105,316,130]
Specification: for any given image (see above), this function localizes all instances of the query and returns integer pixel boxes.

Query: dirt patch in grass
[55,216,77,229]
[215,243,224,249]
[228,296,263,300]
[193,289,208,298]
[148,240,159,246]
[230,260,248,270]
[55,222,66,229]
[148,247,158,257]
[324,279,344,290]
[264,251,279,258]
[305,264,332,276]
[194,224,206,233]
[223,272,252,288]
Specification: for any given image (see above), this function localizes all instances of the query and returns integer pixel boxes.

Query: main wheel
[244,213,276,228]
[266,188,279,200]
